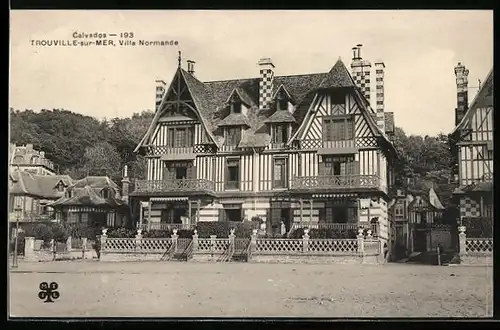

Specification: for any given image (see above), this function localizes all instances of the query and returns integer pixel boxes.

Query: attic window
[226,127,241,146]
[272,125,289,144]
[278,99,288,111]
[101,188,110,199]
[57,183,65,192]
[231,100,242,114]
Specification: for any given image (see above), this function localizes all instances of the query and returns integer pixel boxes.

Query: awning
[160,153,196,161]
[150,197,189,202]
[317,147,358,155]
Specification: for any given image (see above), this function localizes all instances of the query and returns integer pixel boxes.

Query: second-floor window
[167,127,194,148]
[323,116,354,141]
[226,127,241,146]
[321,155,357,176]
[271,125,288,144]
[273,158,288,188]
[395,206,404,216]
[225,159,240,189]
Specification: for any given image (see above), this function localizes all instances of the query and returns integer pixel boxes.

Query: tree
[80,142,123,178]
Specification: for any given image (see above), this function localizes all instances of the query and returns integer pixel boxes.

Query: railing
[161,242,176,261]
[103,237,172,253]
[133,179,215,194]
[256,239,303,255]
[184,240,194,261]
[143,223,195,231]
[307,239,358,254]
[297,139,355,150]
[290,174,381,191]
[461,217,493,238]
[465,238,493,254]
[9,211,57,223]
[290,223,359,232]
[197,238,230,253]
[145,145,194,156]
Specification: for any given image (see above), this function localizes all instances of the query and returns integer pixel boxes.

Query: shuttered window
[273,158,288,188]
[225,159,240,189]
[322,156,358,176]
[323,116,354,141]
[167,127,194,147]
[272,125,288,144]
[226,127,241,146]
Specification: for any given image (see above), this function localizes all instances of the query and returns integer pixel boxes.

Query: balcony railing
[145,145,194,156]
[133,179,215,194]
[140,223,195,231]
[298,139,356,150]
[291,223,359,231]
[290,174,381,191]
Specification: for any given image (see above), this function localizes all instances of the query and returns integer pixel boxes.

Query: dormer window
[57,183,65,192]
[226,127,241,146]
[271,125,289,144]
[278,99,288,112]
[101,188,110,199]
[232,101,242,114]
[66,190,72,198]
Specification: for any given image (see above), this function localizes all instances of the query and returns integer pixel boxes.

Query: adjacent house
[49,174,129,228]
[130,45,399,246]
[9,170,74,222]
[449,64,493,237]
[10,143,57,176]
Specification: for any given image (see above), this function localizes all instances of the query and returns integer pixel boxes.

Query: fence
[458,226,493,265]
[23,236,98,262]
[96,227,384,264]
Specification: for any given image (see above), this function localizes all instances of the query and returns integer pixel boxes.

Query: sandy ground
[9,261,493,318]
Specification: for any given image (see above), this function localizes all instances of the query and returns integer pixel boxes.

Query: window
[232,101,242,114]
[330,92,345,105]
[30,156,39,164]
[175,166,187,180]
[167,127,194,148]
[271,125,288,144]
[322,205,357,223]
[323,116,354,141]
[225,159,240,189]
[273,158,288,188]
[57,183,65,192]
[219,204,242,222]
[101,188,109,199]
[322,155,356,176]
[13,155,24,164]
[278,99,288,111]
[395,206,403,216]
[226,127,241,146]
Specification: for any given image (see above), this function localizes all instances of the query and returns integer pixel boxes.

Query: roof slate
[49,185,127,208]
[264,110,296,123]
[10,170,74,199]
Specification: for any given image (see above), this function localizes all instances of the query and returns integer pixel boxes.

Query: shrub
[289,227,305,239]
[177,229,195,238]
[142,229,169,238]
[234,222,253,238]
[50,223,70,242]
[65,225,100,240]
[23,223,53,243]
[9,232,25,255]
[196,221,231,238]
[107,227,136,238]
[288,227,357,239]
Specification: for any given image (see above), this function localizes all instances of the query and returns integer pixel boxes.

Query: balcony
[298,139,356,150]
[145,145,194,156]
[290,174,384,193]
[131,179,216,197]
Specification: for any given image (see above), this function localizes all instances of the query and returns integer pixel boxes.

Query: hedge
[288,227,357,239]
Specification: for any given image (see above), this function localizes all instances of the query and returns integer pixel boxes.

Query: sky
[10,10,493,136]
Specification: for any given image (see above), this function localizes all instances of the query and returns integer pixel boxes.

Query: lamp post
[12,207,22,268]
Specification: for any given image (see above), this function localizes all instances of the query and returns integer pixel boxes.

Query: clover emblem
[38,282,60,303]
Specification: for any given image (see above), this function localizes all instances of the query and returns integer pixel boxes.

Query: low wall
[100,252,164,262]
[458,229,493,265]
[461,254,493,265]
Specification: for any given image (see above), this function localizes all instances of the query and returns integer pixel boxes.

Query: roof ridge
[203,72,327,84]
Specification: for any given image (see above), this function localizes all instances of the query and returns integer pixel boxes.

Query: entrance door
[413,230,427,252]
[281,208,292,233]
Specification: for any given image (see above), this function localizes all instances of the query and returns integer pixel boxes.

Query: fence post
[192,229,199,253]
[82,237,88,260]
[50,239,56,261]
[210,235,217,256]
[135,229,143,251]
[302,228,310,253]
[458,225,467,259]
[251,229,258,254]
[100,228,108,254]
[357,228,365,257]
[171,229,179,252]
[66,236,72,253]
[24,236,35,262]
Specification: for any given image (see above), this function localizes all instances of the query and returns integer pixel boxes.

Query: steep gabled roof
[217,113,251,127]
[49,185,128,208]
[450,68,493,135]
[318,58,357,89]
[9,170,74,199]
[264,110,296,124]
[69,176,119,190]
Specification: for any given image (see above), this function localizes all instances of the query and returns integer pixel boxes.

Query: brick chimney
[121,165,130,203]
[187,60,195,75]
[351,44,372,106]
[374,61,386,132]
[155,80,166,111]
[454,62,469,125]
[258,57,275,109]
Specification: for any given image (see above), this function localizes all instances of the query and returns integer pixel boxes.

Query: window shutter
[340,162,347,175]
[188,164,197,179]
[218,208,225,222]
[318,160,325,175]
[353,161,360,175]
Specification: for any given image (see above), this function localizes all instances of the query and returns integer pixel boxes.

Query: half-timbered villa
[131,45,398,244]
[449,64,493,237]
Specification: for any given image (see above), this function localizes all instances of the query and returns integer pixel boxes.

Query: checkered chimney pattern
[375,62,385,132]
[258,58,275,109]
[155,80,166,111]
[454,62,469,125]
[351,54,372,106]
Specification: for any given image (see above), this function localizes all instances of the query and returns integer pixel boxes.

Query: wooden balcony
[145,145,194,156]
[140,223,195,231]
[132,179,216,197]
[290,174,383,193]
[291,222,359,231]
[298,139,356,150]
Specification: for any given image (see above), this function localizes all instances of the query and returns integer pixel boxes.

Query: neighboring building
[131,45,398,245]
[49,175,129,228]
[407,187,446,253]
[389,188,413,257]
[9,170,74,222]
[10,143,56,176]
[449,64,493,236]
